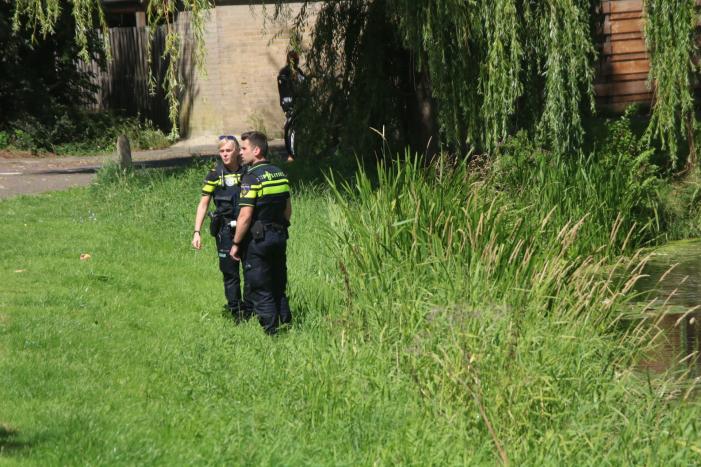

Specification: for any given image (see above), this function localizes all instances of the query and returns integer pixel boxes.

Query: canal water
[632,239,701,373]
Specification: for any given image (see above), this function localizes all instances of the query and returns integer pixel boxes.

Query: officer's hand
[230,244,241,261]
[192,232,202,250]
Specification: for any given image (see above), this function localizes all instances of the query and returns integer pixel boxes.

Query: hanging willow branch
[11,0,212,138]
[535,0,597,154]
[479,0,523,150]
[390,0,483,148]
[146,0,211,138]
[12,0,65,39]
[12,0,111,61]
[295,0,598,155]
[267,0,597,154]
[643,0,698,169]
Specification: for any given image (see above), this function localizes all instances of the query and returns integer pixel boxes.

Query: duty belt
[263,222,286,231]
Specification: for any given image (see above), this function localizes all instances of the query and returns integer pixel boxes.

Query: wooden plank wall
[79,26,171,130]
[596,0,701,113]
[595,0,651,113]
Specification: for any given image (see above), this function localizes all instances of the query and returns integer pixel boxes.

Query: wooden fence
[79,26,172,131]
[595,0,651,112]
[596,0,701,113]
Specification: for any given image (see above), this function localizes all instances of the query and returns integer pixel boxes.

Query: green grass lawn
[1,160,700,465]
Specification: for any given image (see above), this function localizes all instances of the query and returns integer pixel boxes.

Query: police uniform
[277,64,305,112]
[277,64,306,158]
[239,161,291,334]
[201,163,251,320]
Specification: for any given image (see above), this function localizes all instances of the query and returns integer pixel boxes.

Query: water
[632,239,701,373]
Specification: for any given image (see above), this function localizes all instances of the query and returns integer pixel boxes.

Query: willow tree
[10,0,212,137]
[11,0,700,164]
[272,0,598,156]
[276,0,700,167]
[644,0,698,170]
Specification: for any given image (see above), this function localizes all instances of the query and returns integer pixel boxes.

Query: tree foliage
[275,0,598,156]
[11,0,109,62]
[7,0,701,166]
[278,0,701,167]
[1,0,102,131]
[285,0,417,156]
[8,0,212,138]
[643,0,698,169]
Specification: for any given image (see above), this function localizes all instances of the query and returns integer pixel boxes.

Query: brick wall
[179,3,311,140]
[84,3,313,141]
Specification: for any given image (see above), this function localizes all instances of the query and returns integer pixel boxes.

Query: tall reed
[323,150,695,463]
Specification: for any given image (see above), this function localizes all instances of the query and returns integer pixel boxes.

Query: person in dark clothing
[277,50,305,162]
[192,135,252,321]
[230,131,292,334]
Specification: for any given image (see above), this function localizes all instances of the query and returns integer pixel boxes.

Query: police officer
[192,135,251,321]
[230,131,292,334]
[277,50,306,162]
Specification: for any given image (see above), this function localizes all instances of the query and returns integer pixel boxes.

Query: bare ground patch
[0,149,57,159]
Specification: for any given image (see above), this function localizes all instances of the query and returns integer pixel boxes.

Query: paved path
[0,140,284,199]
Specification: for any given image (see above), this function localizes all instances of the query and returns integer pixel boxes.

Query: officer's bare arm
[192,195,211,250]
[284,199,292,223]
[194,195,211,233]
[233,206,254,245]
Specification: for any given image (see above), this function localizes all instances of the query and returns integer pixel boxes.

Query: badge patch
[240,184,250,196]
[225,177,235,187]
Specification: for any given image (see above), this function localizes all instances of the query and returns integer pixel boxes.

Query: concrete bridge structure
[88,1,313,141]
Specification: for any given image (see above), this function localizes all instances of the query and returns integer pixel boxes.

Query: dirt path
[0,140,284,199]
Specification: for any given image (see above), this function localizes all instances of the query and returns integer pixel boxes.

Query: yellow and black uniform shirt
[201,164,245,218]
[239,162,290,223]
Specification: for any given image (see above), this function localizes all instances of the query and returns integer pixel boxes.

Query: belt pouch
[251,220,265,240]
[209,212,223,237]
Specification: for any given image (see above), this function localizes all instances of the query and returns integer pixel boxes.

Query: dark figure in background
[192,135,252,322]
[277,50,306,162]
[230,131,292,334]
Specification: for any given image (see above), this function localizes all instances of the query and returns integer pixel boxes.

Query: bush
[657,168,701,239]
[0,130,10,149]
[0,110,170,155]
[125,119,170,151]
[491,115,661,255]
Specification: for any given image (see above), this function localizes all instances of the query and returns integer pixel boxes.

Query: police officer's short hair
[241,131,268,157]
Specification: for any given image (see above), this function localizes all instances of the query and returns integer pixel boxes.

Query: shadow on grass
[0,424,31,456]
[95,148,357,193]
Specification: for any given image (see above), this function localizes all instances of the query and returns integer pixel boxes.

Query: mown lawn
[0,164,470,465]
[1,159,700,465]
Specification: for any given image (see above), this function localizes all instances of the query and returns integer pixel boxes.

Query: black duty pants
[216,223,252,321]
[283,110,295,157]
[243,227,292,334]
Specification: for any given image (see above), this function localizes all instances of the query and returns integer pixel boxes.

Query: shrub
[491,115,661,255]
[2,110,173,155]
[657,168,701,239]
[124,118,170,151]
